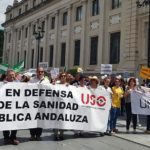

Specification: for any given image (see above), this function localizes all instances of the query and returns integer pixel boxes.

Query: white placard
[39,62,48,70]
[50,68,59,79]
[101,64,112,74]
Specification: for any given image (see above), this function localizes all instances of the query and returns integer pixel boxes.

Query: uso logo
[81,94,106,107]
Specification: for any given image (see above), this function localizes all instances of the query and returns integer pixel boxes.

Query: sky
[0,0,21,29]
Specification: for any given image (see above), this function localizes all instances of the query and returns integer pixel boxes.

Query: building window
[25,4,28,11]
[10,14,12,19]
[76,6,82,21]
[40,47,43,62]
[8,33,11,43]
[61,43,66,66]
[41,21,45,31]
[18,8,22,15]
[51,17,55,29]
[24,51,26,68]
[74,40,80,66]
[109,32,120,64]
[33,0,36,7]
[62,12,67,26]
[18,30,21,40]
[90,36,98,65]
[92,0,99,16]
[25,27,28,38]
[31,49,34,68]
[17,52,20,63]
[112,0,122,9]
[33,24,36,34]
[49,45,54,67]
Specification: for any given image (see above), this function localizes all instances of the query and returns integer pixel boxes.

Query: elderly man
[3,69,20,145]
[29,67,50,141]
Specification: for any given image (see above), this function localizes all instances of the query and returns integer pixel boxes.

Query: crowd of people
[0,67,150,145]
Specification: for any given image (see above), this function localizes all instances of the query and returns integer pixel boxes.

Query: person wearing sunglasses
[29,67,50,141]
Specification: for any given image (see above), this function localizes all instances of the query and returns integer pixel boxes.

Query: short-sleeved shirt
[112,86,124,108]
[29,76,49,84]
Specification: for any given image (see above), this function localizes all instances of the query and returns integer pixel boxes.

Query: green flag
[13,61,24,73]
[0,63,9,74]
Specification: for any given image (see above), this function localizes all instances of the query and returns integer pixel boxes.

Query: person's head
[6,69,16,82]
[21,74,30,82]
[90,76,99,88]
[0,74,6,81]
[128,77,136,87]
[79,75,86,86]
[103,77,111,87]
[114,78,121,87]
[66,73,74,83]
[75,73,80,81]
[59,72,67,84]
[36,67,45,79]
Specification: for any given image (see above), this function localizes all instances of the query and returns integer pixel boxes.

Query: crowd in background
[0,67,150,145]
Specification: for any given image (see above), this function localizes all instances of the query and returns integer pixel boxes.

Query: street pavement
[0,117,149,150]
[114,118,150,148]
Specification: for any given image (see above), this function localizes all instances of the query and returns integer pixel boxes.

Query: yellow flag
[140,67,150,79]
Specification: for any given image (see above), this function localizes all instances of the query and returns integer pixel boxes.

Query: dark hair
[79,75,86,81]
[0,74,6,81]
[128,77,136,86]
[59,72,67,79]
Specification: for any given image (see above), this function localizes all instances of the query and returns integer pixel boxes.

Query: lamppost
[34,25,45,67]
[136,0,150,67]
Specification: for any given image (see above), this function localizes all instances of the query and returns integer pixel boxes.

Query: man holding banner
[3,69,20,145]
[29,67,50,141]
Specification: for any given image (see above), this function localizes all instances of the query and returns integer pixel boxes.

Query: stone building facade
[2,0,149,75]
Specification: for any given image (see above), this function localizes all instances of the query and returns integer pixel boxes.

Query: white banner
[0,83,111,132]
[131,91,150,115]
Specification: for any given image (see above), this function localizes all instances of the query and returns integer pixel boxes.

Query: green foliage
[67,68,77,76]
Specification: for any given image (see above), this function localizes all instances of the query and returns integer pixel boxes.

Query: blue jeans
[106,110,111,131]
[110,107,120,130]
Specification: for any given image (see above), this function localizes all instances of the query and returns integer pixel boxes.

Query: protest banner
[131,90,150,115]
[0,83,111,132]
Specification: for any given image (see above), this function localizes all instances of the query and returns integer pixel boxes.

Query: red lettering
[81,93,89,104]
[90,95,96,105]
[81,94,106,107]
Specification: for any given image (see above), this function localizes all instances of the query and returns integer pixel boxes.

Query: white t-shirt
[98,85,113,100]
[29,76,49,84]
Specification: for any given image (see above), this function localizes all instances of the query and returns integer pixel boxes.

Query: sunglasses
[38,71,44,73]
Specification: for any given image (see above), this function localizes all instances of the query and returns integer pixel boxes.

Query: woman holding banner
[53,72,68,141]
[110,78,124,133]
[124,77,137,134]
